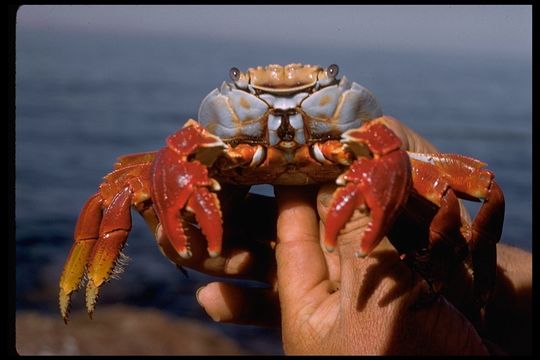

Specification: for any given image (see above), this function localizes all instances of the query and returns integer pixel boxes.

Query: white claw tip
[336,173,348,186]
[208,250,220,258]
[179,249,193,259]
[355,250,368,258]
[210,179,221,192]
[325,245,335,253]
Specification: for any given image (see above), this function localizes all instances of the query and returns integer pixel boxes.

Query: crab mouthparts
[268,111,306,149]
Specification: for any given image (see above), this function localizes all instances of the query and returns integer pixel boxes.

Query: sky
[17,5,531,58]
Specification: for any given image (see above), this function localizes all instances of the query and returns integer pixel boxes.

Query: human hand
[157,184,491,355]
[153,185,282,327]
[152,117,531,354]
[271,185,490,355]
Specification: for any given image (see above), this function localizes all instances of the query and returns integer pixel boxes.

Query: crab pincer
[151,120,225,258]
[324,122,411,257]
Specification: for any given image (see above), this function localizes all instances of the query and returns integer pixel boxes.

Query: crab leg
[469,181,504,305]
[408,157,469,261]
[324,122,411,257]
[59,193,103,322]
[84,186,134,317]
[60,157,156,322]
[409,153,505,305]
[152,120,225,259]
[400,184,469,291]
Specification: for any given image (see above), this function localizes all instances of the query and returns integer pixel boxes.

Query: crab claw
[324,122,411,257]
[152,120,224,258]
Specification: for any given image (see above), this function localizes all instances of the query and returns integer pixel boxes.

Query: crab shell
[197,63,383,164]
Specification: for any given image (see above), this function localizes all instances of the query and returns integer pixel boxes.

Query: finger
[316,185,342,280]
[196,281,280,327]
[155,223,276,283]
[274,186,328,307]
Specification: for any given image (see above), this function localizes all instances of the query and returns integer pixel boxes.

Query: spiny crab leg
[409,153,505,305]
[324,122,412,257]
[151,120,225,259]
[59,193,103,322]
[59,185,138,322]
[59,155,155,323]
[84,186,134,318]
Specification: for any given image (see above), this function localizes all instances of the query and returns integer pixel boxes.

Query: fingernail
[224,251,251,275]
[318,191,332,204]
[154,224,163,242]
[195,286,206,308]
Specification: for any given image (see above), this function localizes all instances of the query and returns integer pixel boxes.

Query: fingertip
[274,185,318,204]
[195,285,206,308]
[316,184,337,222]
[196,282,229,322]
[195,282,280,327]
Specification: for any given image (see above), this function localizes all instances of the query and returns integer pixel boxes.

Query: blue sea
[15,28,532,354]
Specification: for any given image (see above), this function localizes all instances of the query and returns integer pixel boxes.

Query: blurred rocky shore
[16,305,253,355]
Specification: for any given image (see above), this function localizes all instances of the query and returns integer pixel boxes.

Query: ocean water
[15,28,531,354]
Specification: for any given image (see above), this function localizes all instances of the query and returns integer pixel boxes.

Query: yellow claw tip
[59,288,71,322]
[85,280,99,317]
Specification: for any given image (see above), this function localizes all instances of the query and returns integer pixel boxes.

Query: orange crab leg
[324,122,411,257]
[59,193,103,322]
[59,153,156,322]
[85,186,134,317]
[469,181,504,305]
[408,157,469,259]
[428,189,468,259]
[400,187,469,293]
[409,153,505,305]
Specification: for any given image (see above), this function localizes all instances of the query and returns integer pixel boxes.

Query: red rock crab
[59,63,505,322]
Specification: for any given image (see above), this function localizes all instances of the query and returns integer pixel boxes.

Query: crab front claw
[151,120,225,259]
[324,122,411,257]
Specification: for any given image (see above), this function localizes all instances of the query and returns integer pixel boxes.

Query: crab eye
[327,64,339,78]
[229,67,241,81]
